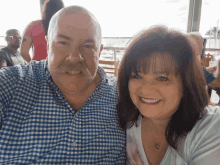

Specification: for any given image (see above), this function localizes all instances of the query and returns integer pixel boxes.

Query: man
[187,32,220,87]
[0,29,26,68]
[0,6,125,164]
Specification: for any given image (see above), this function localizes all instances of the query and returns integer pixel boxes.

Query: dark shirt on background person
[0,29,26,68]
[0,47,26,68]
[202,63,216,84]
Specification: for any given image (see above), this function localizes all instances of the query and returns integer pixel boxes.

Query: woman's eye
[158,77,168,82]
[132,74,142,79]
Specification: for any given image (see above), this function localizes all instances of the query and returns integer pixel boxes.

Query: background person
[0,29,26,68]
[20,0,64,62]
[117,26,220,164]
[187,32,220,87]
[188,32,220,103]
[0,6,126,164]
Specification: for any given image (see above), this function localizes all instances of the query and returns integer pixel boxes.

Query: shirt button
[73,142,77,146]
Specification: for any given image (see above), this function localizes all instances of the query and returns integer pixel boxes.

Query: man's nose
[66,49,84,62]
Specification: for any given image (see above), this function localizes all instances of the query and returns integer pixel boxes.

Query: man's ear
[99,44,103,58]
[45,36,49,50]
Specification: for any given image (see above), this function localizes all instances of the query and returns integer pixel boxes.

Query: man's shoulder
[0,60,46,81]
[24,20,42,36]
[101,75,118,101]
[0,48,12,59]
[0,47,9,54]
[106,75,117,86]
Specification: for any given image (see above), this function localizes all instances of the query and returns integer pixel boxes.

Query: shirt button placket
[72,142,77,146]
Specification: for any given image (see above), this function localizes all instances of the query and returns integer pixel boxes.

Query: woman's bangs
[137,53,179,75]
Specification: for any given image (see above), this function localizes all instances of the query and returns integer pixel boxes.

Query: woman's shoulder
[193,105,220,130]
[126,115,146,164]
[185,105,220,146]
[26,20,41,28]
[180,106,220,164]
[24,20,42,35]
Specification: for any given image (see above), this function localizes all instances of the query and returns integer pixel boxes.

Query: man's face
[7,31,21,49]
[47,12,103,95]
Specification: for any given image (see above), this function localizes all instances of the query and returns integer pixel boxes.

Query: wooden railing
[99,47,220,76]
[206,48,220,52]
[99,47,126,77]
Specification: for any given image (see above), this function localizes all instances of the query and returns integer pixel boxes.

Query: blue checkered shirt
[0,60,126,164]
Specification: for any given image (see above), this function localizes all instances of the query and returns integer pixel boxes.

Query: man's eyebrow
[56,34,71,40]
[85,39,96,43]
[56,35,96,43]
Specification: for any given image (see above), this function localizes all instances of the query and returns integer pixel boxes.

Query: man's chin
[63,84,88,95]
[11,45,20,49]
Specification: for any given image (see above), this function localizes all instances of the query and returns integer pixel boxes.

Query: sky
[0,0,219,38]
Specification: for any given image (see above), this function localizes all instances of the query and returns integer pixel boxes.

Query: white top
[126,106,220,165]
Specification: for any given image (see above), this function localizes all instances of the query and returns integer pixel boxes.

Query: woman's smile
[140,97,160,105]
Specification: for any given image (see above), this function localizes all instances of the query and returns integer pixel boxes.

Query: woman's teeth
[141,98,160,103]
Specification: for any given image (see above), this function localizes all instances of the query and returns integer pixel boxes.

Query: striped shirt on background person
[0,60,126,164]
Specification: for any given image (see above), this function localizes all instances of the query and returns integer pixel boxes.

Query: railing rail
[0,40,220,75]
[99,47,126,76]
[206,48,220,51]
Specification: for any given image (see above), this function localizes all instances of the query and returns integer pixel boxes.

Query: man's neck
[62,72,101,112]
[7,45,18,53]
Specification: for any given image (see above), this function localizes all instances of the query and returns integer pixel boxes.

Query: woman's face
[128,55,183,120]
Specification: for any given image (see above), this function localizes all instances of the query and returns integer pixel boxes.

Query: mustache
[50,62,84,74]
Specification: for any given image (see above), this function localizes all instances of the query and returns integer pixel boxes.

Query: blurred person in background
[20,0,64,62]
[0,29,26,68]
[188,32,220,104]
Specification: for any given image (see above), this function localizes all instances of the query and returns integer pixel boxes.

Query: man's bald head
[47,6,102,45]
[46,5,104,98]
[187,32,204,56]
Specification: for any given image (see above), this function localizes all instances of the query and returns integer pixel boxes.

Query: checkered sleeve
[114,146,126,164]
[0,66,25,127]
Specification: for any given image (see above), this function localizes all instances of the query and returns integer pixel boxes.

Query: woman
[20,0,64,62]
[117,26,220,164]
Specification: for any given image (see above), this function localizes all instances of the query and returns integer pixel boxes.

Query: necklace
[149,122,160,150]
[155,143,160,149]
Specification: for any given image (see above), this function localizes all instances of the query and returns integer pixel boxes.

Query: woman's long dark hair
[41,0,64,36]
[117,25,209,150]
